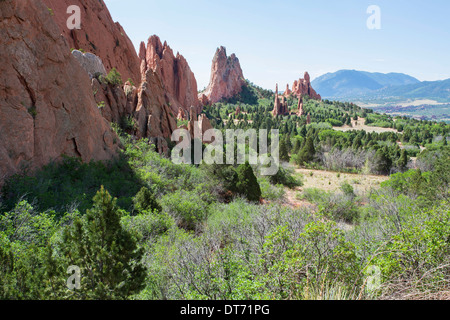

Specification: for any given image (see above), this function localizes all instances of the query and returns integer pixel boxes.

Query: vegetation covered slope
[1,86,450,300]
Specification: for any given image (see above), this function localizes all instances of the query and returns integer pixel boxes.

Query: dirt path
[283,186,316,209]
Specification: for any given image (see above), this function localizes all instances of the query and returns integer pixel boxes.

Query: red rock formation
[0,0,118,183]
[42,0,141,84]
[92,78,128,123]
[134,62,178,150]
[272,84,289,116]
[140,35,201,115]
[290,72,321,100]
[199,94,210,107]
[201,46,246,104]
[297,95,304,116]
[84,50,177,147]
[284,84,292,97]
[187,107,214,143]
[177,107,186,120]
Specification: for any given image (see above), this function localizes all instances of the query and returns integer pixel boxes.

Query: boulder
[71,50,107,79]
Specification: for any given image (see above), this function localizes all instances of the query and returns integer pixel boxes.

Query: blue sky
[105,0,450,90]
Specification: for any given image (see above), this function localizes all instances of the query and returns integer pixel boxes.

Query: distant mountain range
[311,70,450,102]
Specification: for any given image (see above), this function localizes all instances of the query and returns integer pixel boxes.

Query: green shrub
[103,68,122,86]
[235,162,262,202]
[269,166,303,189]
[133,187,162,214]
[160,189,211,230]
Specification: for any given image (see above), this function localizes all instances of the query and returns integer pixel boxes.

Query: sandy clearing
[333,118,398,134]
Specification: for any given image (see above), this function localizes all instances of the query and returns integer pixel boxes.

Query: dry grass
[295,168,388,195]
[333,118,398,134]
[282,168,388,209]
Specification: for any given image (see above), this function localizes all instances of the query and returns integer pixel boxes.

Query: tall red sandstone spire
[201,46,246,105]
[272,84,289,116]
[297,95,304,116]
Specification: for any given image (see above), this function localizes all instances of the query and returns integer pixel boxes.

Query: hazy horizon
[104,0,450,90]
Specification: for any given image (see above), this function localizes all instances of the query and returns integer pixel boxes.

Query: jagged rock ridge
[285,72,322,101]
[140,35,202,115]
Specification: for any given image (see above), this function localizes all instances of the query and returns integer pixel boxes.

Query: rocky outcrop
[285,84,292,97]
[272,84,289,116]
[188,107,214,143]
[199,94,209,107]
[134,61,178,150]
[42,0,141,84]
[46,2,179,150]
[0,0,118,182]
[288,72,321,101]
[177,107,186,120]
[140,35,201,115]
[72,50,107,79]
[201,46,246,105]
[91,77,130,124]
[297,95,304,116]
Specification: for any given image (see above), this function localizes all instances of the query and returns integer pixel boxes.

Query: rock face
[288,72,321,101]
[285,84,292,97]
[71,50,107,79]
[297,95,304,116]
[188,107,214,143]
[177,107,186,120]
[44,1,179,150]
[42,0,141,84]
[272,84,289,116]
[140,35,201,115]
[134,64,178,154]
[91,77,130,124]
[0,0,117,182]
[201,46,246,105]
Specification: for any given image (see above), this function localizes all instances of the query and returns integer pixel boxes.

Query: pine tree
[279,138,290,162]
[297,136,316,165]
[293,138,302,154]
[398,149,408,171]
[51,187,146,299]
[235,162,262,202]
[285,135,293,152]
[133,186,161,213]
[300,125,307,137]
[373,147,392,175]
